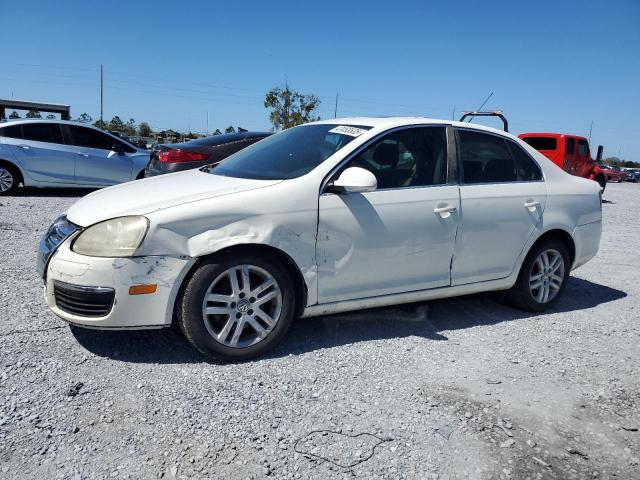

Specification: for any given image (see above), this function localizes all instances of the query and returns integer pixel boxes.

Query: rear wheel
[507,238,570,312]
[0,164,20,195]
[177,252,296,361]
[596,176,606,193]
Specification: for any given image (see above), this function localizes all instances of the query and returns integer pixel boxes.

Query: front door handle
[524,200,540,212]
[434,204,457,218]
[18,144,30,150]
[77,152,89,158]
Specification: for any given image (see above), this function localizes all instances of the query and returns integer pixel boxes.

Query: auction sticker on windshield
[328,125,368,137]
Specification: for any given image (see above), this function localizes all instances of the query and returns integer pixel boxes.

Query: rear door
[5,122,74,184]
[67,125,134,185]
[451,129,546,285]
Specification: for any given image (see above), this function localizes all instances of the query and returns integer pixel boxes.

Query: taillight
[158,149,210,163]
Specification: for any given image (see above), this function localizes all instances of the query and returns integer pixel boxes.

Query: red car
[597,164,627,183]
[519,133,606,191]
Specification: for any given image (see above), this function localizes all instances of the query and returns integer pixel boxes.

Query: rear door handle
[524,200,540,211]
[434,204,457,217]
[77,152,89,158]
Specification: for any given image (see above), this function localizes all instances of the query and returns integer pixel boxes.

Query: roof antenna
[467,91,494,122]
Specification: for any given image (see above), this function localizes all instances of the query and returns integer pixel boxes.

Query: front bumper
[44,240,194,329]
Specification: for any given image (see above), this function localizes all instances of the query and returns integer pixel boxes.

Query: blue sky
[1,0,638,159]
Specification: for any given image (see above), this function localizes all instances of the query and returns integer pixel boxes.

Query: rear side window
[69,125,131,152]
[506,142,543,181]
[578,139,589,157]
[0,124,23,139]
[459,130,515,183]
[21,123,63,144]
[522,137,557,151]
[459,130,541,183]
[566,138,575,154]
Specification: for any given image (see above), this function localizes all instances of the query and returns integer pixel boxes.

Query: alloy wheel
[529,248,565,303]
[0,168,14,192]
[201,264,282,348]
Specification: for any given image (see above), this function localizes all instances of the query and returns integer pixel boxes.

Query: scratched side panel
[139,179,321,305]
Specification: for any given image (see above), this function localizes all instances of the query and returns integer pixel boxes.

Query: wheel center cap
[237,299,250,313]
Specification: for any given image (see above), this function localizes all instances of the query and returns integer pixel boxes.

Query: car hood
[65,170,282,227]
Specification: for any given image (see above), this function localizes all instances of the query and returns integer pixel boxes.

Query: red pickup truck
[519,133,606,191]
[456,112,607,192]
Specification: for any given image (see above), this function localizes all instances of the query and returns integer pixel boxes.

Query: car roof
[0,118,141,149]
[311,116,519,140]
[159,131,271,148]
[519,132,588,141]
[1,118,84,126]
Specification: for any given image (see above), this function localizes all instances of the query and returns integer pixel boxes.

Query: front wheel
[507,238,570,312]
[177,252,296,361]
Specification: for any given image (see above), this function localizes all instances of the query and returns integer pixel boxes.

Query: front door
[451,129,547,285]
[66,125,133,185]
[317,126,459,303]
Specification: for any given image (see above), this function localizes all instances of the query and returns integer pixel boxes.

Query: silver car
[0,119,149,195]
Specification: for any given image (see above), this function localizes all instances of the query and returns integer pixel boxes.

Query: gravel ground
[0,183,638,480]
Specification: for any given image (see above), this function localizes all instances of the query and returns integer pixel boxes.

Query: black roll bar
[459,111,509,132]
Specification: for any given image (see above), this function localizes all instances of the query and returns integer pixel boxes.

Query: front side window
[21,123,63,144]
[578,139,589,157]
[459,130,541,183]
[212,124,370,180]
[342,126,447,189]
[68,125,124,151]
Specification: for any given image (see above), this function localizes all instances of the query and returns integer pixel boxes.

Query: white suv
[0,119,149,194]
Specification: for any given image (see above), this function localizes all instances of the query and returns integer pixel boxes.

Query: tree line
[602,157,639,168]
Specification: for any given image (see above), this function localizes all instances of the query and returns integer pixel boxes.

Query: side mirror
[327,167,377,194]
[111,144,126,155]
[596,145,603,162]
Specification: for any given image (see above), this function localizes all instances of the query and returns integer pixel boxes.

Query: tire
[506,238,570,312]
[0,163,20,195]
[177,251,296,361]
[596,176,606,193]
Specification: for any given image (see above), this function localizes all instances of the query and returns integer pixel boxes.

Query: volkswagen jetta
[38,118,602,361]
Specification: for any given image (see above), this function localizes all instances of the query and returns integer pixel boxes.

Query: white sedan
[38,117,602,361]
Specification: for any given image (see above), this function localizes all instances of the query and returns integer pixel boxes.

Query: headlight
[72,216,149,257]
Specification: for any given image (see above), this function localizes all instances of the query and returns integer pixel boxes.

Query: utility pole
[452,105,456,120]
[206,110,209,133]
[100,64,103,125]
[284,75,290,128]
[334,92,339,118]
[588,120,593,143]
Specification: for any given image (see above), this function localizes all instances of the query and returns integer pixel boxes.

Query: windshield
[211,124,371,180]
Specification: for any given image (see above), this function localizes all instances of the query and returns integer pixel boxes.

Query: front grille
[54,281,115,317]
